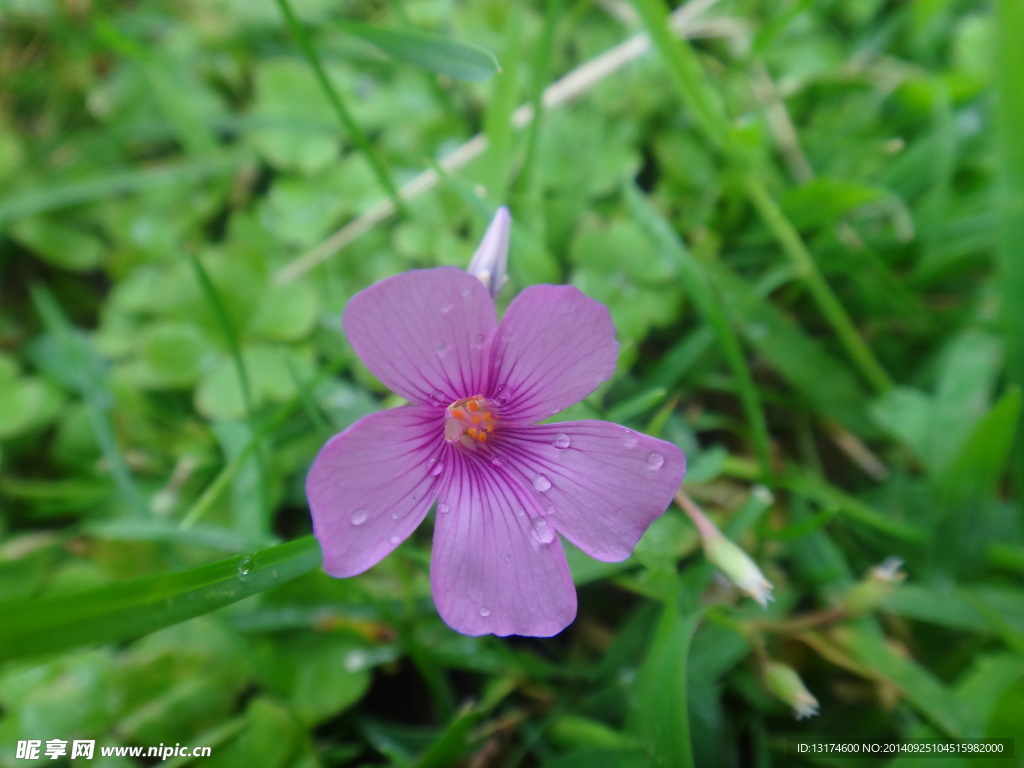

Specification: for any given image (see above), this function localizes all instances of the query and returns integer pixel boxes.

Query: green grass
[0,1,1020,766]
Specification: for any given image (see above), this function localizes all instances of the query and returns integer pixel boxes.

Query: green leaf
[841,627,976,737]
[339,21,499,81]
[0,537,321,663]
[629,604,701,767]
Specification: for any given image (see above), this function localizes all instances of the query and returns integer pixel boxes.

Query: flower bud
[843,557,904,617]
[687,505,773,608]
[762,661,819,720]
[466,207,510,300]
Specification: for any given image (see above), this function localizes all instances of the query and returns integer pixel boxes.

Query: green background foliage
[0,0,1021,765]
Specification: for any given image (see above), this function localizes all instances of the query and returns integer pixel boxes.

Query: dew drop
[533,474,552,492]
[350,509,369,526]
[344,650,368,672]
[546,505,557,516]
[437,503,450,514]
[390,510,400,520]
[502,553,512,562]
[532,518,555,545]
[458,284,470,297]
[552,433,571,450]
[490,455,507,469]
[237,555,255,578]
[515,508,526,518]
[434,341,448,355]
[474,333,486,347]
[479,606,491,617]
[389,535,401,545]
[622,430,639,449]
[428,390,448,406]
[440,300,453,314]
[491,385,511,406]
[752,485,775,504]
[645,452,665,470]
[427,457,443,476]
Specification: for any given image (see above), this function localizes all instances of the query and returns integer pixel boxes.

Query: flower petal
[489,285,618,424]
[431,454,576,637]
[498,421,685,561]
[344,268,497,407]
[307,406,445,577]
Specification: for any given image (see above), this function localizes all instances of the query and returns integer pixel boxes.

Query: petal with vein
[308,406,444,577]
[500,421,685,561]
[488,285,618,424]
[344,268,497,406]
[431,454,576,637]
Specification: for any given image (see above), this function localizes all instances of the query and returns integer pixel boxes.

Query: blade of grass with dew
[337,20,499,82]
[30,285,148,518]
[630,0,892,396]
[997,0,1024,494]
[0,536,321,663]
[275,0,404,214]
[187,253,270,538]
[626,184,774,483]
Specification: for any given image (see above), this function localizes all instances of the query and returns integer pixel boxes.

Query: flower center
[444,395,497,449]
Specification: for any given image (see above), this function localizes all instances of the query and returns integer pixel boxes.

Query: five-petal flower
[307,266,685,636]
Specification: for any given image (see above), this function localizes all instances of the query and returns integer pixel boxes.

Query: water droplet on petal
[532,518,555,545]
[390,510,400,520]
[440,300,453,314]
[490,455,507,469]
[479,606,491,617]
[622,430,639,449]
[546,505,556,516]
[515,508,526,518]
[458,284,470,297]
[552,433,571,450]
[237,555,255,577]
[491,385,511,406]
[427,458,443,476]
[429,390,448,406]
[645,452,665,470]
[351,509,369,526]
[434,341,448,355]
[389,535,401,545]
[533,474,552,492]
[502,553,512,562]
[474,333,486,347]
[437,503,450,514]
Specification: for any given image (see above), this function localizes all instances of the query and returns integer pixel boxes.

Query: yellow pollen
[444,395,498,446]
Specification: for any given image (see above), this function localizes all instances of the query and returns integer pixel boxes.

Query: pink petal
[466,207,510,300]
[344,268,497,407]
[498,421,685,561]
[431,454,577,637]
[488,285,618,424]
[307,406,445,577]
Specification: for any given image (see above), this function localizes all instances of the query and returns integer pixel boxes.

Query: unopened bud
[700,526,773,608]
[466,207,510,300]
[843,557,905,617]
[762,661,819,720]
[682,494,774,608]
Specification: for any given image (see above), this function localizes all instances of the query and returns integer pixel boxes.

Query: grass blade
[0,536,321,663]
[339,20,499,81]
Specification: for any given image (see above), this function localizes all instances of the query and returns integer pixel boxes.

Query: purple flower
[307,264,685,637]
